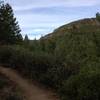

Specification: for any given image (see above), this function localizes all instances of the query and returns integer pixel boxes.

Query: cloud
[5,0,100,39]
[6,0,100,11]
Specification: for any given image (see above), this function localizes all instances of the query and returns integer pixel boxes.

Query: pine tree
[96,12,100,22]
[24,34,29,42]
[0,3,23,44]
[24,34,29,45]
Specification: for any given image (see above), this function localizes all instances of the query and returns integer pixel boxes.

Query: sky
[5,0,100,39]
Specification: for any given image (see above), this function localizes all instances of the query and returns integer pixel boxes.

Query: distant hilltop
[43,13,100,39]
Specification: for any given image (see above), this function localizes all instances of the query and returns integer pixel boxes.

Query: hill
[39,17,100,100]
[0,12,100,100]
[43,18,100,39]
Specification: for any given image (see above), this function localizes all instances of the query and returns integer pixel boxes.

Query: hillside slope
[43,18,100,39]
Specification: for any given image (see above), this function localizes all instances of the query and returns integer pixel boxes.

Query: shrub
[60,63,100,100]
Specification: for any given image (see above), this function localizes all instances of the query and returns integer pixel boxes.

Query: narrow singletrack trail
[0,66,59,100]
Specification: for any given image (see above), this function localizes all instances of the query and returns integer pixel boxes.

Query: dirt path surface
[0,66,59,100]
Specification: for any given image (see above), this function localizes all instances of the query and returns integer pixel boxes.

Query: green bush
[0,45,59,86]
[60,64,100,100]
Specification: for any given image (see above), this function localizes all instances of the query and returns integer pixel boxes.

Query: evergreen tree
[96,12,100,22]
[24,34,29,42]
[24,34,29,46]
[0,3,23,44]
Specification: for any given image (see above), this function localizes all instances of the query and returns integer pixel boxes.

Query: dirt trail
[0,66,59,100]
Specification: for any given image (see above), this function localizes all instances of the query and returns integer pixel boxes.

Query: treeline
[0,2,100,100]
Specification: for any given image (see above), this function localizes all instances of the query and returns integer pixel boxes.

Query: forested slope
[0,2,100,100]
